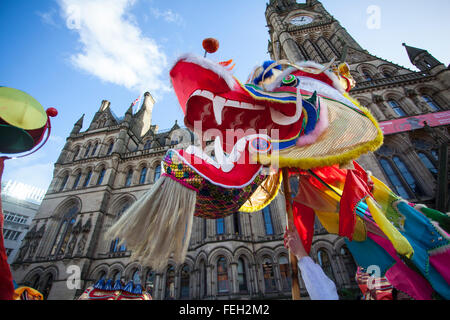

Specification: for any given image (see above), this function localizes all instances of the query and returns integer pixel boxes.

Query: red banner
[379,111,450,135]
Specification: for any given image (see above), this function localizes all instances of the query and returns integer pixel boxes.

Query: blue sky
[1,0,449,191]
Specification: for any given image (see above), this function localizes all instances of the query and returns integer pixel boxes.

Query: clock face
[290,15,314,26]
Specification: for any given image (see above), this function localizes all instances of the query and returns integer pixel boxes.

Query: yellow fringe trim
[239,173,283,213]
[255,106,384,170]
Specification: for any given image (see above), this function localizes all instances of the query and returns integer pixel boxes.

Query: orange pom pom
[202,38,219,54]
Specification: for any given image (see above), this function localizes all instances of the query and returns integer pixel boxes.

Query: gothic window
[144,140,151,150]
[30,274,40,290]
[362,70,373,82]
[110,203,130,253]
[97,168,106,185]
[179,265,190,299]
[113,270,122,282]
[106,142,114,155]
[233,213,241,235]
[72,147,80,161]
[165,265,175,300]
[91,143,98,156]
[216,218,225,235]
[422,95,440,111]
[125,169,133,187]
[145,270,155,296]
[383,71,392,78]
[84,144,91,158]
[72,172,81,189]
[262,257,276,293]
[237,258,248,293]
[139,167,147,184]
[392,156,424,197]
[317,249,335,283]
[154,165,161,182]
[262,206,274,235]
[97,271,106,281]
[50,205,79,256]
[132,269,141,284]
[217,256,229,294]
[379,158,410,199]
[82,170,92,188]
[279,255,291,291]
[431,150,439,161]
[200,260,207,298]
[388,100,407,117]
[340,246,357,279]
[418,152,438,178]
[59,174,69,192]
[41,274,53,300]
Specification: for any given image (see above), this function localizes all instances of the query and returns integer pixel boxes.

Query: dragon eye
[282,74,298,87]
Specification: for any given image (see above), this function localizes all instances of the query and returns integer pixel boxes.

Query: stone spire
[71,114,84,135]
[403,43,443,72]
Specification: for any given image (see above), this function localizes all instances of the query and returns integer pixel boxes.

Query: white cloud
[58,0,170,97]
[150,8,184,25]
[3,161,54,192]
[36,9,60,28]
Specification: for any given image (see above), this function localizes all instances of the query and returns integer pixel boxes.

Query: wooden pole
[281,168,301,300]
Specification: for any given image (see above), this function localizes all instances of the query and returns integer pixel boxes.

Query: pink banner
[379,111,450,135]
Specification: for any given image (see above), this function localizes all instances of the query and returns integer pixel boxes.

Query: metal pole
[282,168,301,300]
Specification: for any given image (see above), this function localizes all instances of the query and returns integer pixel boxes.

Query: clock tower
[266,0,363,63]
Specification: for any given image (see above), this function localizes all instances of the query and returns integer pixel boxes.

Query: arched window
[132,269,141,285]
[217,256,229,294]
[165,265,175,300]
[379,158,410,199]
[383,71,392,78]
[82,170,92,188]
[59,174,69,192]
[262,257,276,293]
[393,156,424,197]
[422,95,440,111]
[50,205,79,256]
[233,213,241,235]
[139,167,147,185]
[97,168,106,185]
[72,172,81,189]
[431,149,439,161]
[200,260,207,298]
[41,274,53,300]
[340,246,357,278]
[97,271,106,281]
[29,274,40,291]
[179,265,190,299]
[154,165,161,182]
[262,207,274,235]
[110,203,130,252]
[144,140,151,150]
[72,147,80,162]
[237,258,248,293]
[106,142,114,155]
[362,70,373,82]
[317,249,335,283]
[418,152,438,178]
[388,100,407,117]
[113,270,122,282]
[146,270,155,296]
[91,143,98,156]
[216,218,225,235]
[84,144,91,158]
[125,169,133,187]
[279,256,291,291]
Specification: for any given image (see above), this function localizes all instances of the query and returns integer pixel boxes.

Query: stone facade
[10,0,449,301]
